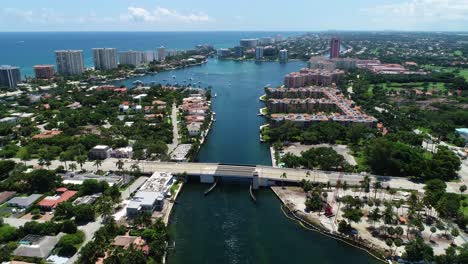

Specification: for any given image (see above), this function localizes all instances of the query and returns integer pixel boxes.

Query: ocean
[0,31,303,76]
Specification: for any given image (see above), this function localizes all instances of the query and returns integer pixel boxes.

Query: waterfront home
[127,172,174,216]
[187,122,202,136]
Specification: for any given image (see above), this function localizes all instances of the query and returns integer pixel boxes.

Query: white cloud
[364,0,468,21]
[2,8,65,24]
[124,6,213,23]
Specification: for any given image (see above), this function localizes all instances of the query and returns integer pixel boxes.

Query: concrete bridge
[14,158,463,193]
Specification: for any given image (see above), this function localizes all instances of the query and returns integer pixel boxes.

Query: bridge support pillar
[252,173,259,190]
[200,174,215,184]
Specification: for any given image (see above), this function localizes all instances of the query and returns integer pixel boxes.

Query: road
[167,103,180,154]
[66,216,103,264]
[12,158,464,194]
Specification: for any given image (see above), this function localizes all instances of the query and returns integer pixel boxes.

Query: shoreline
[270,186,388,264]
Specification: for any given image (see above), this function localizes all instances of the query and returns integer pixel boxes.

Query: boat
[132,80,143,85]
[214,93,217,98]
[265,84,271,88]
[172,75,176,79]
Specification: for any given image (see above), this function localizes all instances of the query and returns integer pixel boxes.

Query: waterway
[119,59,379,263]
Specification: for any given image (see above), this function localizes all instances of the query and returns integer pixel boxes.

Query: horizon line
[1,29,468,33]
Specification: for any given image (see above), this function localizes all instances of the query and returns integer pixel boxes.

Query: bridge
[15,158,462,193]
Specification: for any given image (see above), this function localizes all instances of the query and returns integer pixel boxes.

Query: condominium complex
[330,37,341,59]
[33,65,55,79]
[0,65,21,88]
[284,68,345,87]
[234,46,244,57]
[255,46,264,60]
[265,86,377,127]
[240,38,258,48]
[55,50,85,75]
[143,50,155,63]
[279,49,288,62]
[119,50,144,66]
[93,48,118,71]
[157,46,166,62]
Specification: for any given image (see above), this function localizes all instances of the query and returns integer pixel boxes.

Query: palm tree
[429,226,436,241]
[93,159,102,171]
[368,207,381,227]
[59,153,68,170]
[460,185,467,200]
[373,181,381,199]
[393,238,403,257]
[359,175,371,196]
[116,159,125,174]
[76,155,86,171]
[69,163,77,172]
[280,172,287,189]
[306,170,310,180]
[130,163,140,174]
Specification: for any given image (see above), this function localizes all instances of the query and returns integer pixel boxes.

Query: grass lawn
[461,195,468,218]
[368,82,447,95]
[454,50,463,56]
[424,65,468,81]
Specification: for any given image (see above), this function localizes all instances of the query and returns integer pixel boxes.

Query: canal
[118,59,379,263]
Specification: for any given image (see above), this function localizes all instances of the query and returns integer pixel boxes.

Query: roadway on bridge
[12,158,463,193]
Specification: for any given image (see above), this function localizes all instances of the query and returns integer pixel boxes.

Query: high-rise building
[217,49,231,58]
[240,39,259,48]
[330,37,341,59]
[55,50,85,75]
[255,46,264,60]
[144,51,155,63]
[157,46,166,62]
[93,48,118,71]
[0,65,21,88]
[119,50,144,66]
[279,49,288,62]
[234,46,244,58]
[33,65,55,79]
[259,37,274,46]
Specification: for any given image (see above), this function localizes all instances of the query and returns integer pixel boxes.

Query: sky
[1,0,468,32]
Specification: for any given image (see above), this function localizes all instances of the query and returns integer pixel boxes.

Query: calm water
[118,59,377,263]
[117,59,306,165]
[168,183,379,264]
[0,31,301,76]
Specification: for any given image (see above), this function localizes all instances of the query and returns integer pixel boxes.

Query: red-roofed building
[32,130,62,140]
[38,188,77,210]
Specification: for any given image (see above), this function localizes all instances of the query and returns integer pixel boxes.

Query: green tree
[69,163,77,172]
[93,159,102,170]
[280,172,287,189]
[403,237,434,262]
[76,155,87,171]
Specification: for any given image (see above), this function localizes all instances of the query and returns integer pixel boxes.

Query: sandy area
[272,186,465,257]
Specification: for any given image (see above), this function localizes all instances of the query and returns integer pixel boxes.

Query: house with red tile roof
[38,188,77,210]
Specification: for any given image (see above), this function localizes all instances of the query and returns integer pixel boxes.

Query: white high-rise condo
[55,50,85,75]
[0,65,21,88]
[157,46,166,62]
[93,48,118,70]
[279,49,288,62]
[119,50,144,66]
[255,46,264,60]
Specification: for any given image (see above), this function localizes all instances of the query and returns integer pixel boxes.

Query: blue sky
[1,0,468,31]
